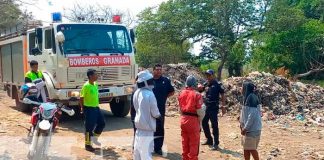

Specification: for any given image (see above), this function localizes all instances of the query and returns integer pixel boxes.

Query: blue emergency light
[52,12,62,22]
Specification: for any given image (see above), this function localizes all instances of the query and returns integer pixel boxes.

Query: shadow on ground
[164,152,182,160]
[94,147,122,160]
[59,109,133,133]
[219,148,242,158]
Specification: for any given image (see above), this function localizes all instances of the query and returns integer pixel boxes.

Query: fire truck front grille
[97,66,131,81]
[67,66,132,82]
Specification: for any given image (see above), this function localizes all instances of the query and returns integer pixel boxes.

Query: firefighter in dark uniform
[201,69,226,150]
[152,64,175,155]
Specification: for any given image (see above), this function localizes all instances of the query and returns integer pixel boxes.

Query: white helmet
[136,70,154,89]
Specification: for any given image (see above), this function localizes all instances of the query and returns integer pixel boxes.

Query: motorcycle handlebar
[54,102,75,116]
[22,98,75,116]
[22,98,41,106]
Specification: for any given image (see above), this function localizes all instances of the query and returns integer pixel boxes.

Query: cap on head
[186,75,197,87]
[205,69,214,75]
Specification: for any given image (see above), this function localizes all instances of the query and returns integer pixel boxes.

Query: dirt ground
[0,91,323,160]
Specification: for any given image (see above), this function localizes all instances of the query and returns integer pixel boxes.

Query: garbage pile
[160,64,323,126]
[153,63,324,126]
[162,63,205,90]
[223,71,324,126]
[161,63,206,116]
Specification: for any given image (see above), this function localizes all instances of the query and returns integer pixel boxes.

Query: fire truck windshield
[57,24,132,54]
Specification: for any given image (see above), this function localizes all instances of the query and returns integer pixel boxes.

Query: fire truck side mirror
[35,28,43,44]
[55,31,65,43]
[130,29,135,44]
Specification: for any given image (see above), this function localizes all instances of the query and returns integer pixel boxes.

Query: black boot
[85,145,95,152]
[154,150,163,156]
[202,139,213,145]
[211,144,219,150]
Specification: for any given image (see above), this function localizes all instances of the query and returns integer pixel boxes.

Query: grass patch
[300,79,324,88]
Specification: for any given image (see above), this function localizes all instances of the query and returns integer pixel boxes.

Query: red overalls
[178,88,203,160]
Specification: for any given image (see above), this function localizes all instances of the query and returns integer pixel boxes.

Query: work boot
[211,144,220,151]
[85,145,95,152]
[202,139,213,145]
[154,150,163,156]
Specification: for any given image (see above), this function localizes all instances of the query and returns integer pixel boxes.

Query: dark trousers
[154,116,165,152]
[202,108,219,145]
[132,121,136,149]
[84,107,106,145]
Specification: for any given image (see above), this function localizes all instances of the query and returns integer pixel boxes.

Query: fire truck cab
[0,14,137,117]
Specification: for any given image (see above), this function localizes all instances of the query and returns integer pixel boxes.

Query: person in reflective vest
[24,60,47,102]
[80,69,106,152]
[25,60,44,83]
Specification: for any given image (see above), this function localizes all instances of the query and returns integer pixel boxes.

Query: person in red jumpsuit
[178,75,205,160]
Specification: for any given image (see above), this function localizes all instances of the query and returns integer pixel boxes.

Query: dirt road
[0,91,323,160]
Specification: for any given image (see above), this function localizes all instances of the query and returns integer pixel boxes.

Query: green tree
[136,4,191,68]
[136,0,269,79]
[251,0,324,78]
[0,0,21,29]
[226,40,246,77]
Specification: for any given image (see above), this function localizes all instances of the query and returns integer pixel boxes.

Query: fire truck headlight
[124,86,134,94]
[68,91,80,97]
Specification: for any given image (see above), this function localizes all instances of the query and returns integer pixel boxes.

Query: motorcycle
[23,98,75,160]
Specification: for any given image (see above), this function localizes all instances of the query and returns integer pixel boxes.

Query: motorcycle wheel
[34,132,48,160]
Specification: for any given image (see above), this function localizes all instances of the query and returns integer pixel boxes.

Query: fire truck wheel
[13,86,30,112]
[110,96,130,117]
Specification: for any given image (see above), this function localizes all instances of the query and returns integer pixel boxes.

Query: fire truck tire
[13,86,30,112]
[110,96,130,117]
[5,85,10,97]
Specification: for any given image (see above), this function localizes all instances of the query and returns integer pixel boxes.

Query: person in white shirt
[133,70,161,160]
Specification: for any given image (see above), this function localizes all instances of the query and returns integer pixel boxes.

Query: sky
[22,0,167,23]
[21,0,202,55]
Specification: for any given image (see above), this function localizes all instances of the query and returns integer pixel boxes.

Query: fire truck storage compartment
[0,40,24,84]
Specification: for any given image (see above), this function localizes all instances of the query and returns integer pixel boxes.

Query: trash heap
[163,63,205,90]
[223,71,324,126]
[160,63,205,116]
[161,64,323,126]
